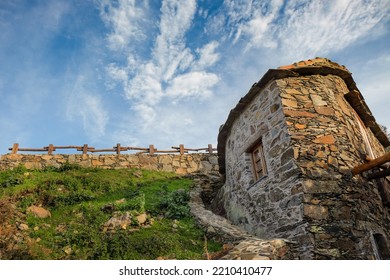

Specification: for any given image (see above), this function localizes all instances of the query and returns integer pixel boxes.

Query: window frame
[249,140,268,181]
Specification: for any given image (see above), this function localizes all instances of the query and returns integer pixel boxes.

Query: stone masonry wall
[0,153,219,175]
[279,74,390,259]
[217,70,390,259]
[217,80,305,241]
[190,174,299,260]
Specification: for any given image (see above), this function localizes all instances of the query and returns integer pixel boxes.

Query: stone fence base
[0,153,219,175]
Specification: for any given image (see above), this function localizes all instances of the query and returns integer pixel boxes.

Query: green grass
[0,164,221,260]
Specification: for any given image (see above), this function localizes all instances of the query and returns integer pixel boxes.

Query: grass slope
[0,163,221,259]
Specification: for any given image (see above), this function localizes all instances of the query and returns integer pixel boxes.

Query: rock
[295,123,306,129]
[303,204,328,220]
[18,223,29,231]
[313,135,335,145]
[200,161,213,172]
[115,198,126,204]
[240,253,259,260]
[27,205,51,218]
[282,98,298,108]
[253,256,271,260]
[284,109,316,118]
[136,213,147,225]
[208,156,219,166]
[314,106,335,116]
[315,248,340,258]
[64,246,72,255]
[101,203,115,213]
[55,224,67,233]
[133,170,143,178]
[310,94,327,106]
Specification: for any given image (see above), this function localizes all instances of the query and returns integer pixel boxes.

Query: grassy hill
[0,163,221,259]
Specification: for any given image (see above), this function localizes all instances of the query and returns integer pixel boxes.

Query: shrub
[159,189,190,219]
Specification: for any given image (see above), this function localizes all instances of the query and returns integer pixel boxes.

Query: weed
[159,189,190,219]
[115,193,145,212]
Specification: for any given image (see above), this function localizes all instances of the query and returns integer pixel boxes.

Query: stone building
[216,58,390,259]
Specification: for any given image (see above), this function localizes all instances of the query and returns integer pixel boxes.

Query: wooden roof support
[352,152,390,176]
[368,168,390,180]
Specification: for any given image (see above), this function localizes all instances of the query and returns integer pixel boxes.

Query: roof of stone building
[217,57,390,175]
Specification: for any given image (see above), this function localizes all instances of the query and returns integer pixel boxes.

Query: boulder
[27,205,51,218]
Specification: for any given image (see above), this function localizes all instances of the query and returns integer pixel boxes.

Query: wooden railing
[8,143,217,155]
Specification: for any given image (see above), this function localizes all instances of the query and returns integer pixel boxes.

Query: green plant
[115,193,145,212]
[0,166,221,260]
[0,176,24,188]
[58,162,81,172]
[159,189,190,219]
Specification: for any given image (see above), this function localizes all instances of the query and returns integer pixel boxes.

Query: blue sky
[0,0,389,154]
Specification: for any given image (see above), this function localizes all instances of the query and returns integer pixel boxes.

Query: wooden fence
[8,143,217,155]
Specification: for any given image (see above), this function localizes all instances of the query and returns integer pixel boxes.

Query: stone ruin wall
[0,153,219,175]
[279,74,390,259]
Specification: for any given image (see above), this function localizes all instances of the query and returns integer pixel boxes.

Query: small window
[250,141,267,180]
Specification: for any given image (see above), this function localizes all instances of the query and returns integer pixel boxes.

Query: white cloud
[194,41,220,70]
[101,0,221,128]
[97,0,389,150]
[217,0,389,59]
[275,0,389,59]
[133,103,157,124]
[66,76,109,138]
[166,71,219,99]
[106,63,128,83]
[98,0,148,51]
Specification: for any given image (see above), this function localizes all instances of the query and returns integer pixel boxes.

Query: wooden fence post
[11,143,19,154]
[48,144,54,155]
[208,144,213,154]
[116,143,121,155]
[179,144,184,155]
[82,144,88,155]
[149,145,155,155]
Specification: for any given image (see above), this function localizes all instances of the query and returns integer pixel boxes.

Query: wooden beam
[91,149,115,153]
[367,168,390,180]
[17,148,46,152]
[352,152,390,175]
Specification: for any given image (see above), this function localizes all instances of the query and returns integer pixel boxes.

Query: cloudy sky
[0,0,389,154]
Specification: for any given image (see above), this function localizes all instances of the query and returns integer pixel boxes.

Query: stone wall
[190,173,299,260]
[216,80,305,242]
[217,61,390,259]
[0,153,219,175]
[280,74,390,259]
